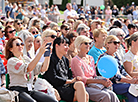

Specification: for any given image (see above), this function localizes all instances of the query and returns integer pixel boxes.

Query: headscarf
[18,30,35,59]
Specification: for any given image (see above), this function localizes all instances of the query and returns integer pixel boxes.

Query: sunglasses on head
[17,22,22,25]
[108,41,120,45]
[82,42,91,45]
[32,31,38,34]
[8,29,16,33]
[16,42,24,46]
[46,35,57,39]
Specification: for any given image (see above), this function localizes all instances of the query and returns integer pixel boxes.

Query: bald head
[66,3,72,11]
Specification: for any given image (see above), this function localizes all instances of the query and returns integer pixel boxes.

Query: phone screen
[44,43,52,57]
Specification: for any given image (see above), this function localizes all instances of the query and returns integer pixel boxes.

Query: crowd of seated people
[1,1,138,102]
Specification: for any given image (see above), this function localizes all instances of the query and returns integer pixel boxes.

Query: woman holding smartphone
[36,29,57,62]
[5,37,57,102]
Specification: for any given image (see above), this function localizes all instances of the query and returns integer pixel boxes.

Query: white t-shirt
[64,9,78,21]
[41,9,46,18]
[123,50,138,72]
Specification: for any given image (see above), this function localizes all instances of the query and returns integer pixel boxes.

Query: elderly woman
[36,29,57,62]
[5,37,57,102]
[18,30,35,59]
[109,28,128,62]
[71,35,119,102]
[123,32,138,77]
[99,35,138,102]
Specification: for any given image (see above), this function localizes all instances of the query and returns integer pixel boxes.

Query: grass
[59,10,64,14]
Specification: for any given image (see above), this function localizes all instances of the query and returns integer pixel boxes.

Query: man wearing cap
[89,20,102,39]
[125,23,137,38]
[64,3,78,22]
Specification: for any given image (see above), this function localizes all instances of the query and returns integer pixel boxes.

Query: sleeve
[71,57,88,84]
[0,57,6,75]
[43,58,66,87]
[110,74,122,82]
[33,62,43,76]
[122,53,132,63]
[7,57,28,75]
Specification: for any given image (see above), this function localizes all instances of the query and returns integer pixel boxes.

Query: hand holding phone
[44,43,52,57]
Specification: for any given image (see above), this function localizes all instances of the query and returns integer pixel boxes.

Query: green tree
[112,0,138,9]
[49,0,53,7]
[60,0,68,10]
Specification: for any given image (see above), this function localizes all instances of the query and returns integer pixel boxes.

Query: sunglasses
[108,41,120,45]
[16,42,24,46]
[32,31,38,34]
[46,35,57,39]
[65,28,70,30]
[82,42,91,45]
[117,34,124,37]
[17,22,22,25]
[8,29,16,33]
[56,30,60,32]
[36,40,41,43]
[1,30,4,33]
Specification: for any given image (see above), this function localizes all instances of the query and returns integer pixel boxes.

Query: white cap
[78,23,90,30]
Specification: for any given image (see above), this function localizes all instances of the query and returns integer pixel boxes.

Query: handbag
[0,87,19,102]
[128,84,138,97]
[34,78,57,100]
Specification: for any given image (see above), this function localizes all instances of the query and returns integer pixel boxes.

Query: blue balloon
[97,55,118,78]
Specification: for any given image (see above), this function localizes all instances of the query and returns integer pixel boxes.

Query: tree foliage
[112,0,138,9]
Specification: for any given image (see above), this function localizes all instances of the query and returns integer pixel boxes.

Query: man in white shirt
[64,3,78,22]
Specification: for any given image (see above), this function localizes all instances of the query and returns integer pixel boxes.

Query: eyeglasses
[32,31,38,35]
[17,22,22,25]
[108,41,120,45]
[16,42,24,46]
[8,29,16,33]
[65,28,70,30]
[46,35,57,39]
[82,42,91,45]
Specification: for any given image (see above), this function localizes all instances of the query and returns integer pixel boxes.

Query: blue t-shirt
[88,45,106,64]
[15,10,24,20]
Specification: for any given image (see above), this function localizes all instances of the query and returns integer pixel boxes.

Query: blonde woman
[36,29,57,62]
[73,20,83,31]
[29,26,39,35]
[71,35,119,102]
[99,35,138,102]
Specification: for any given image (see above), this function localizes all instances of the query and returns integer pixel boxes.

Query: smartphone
[44,43,52,57]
